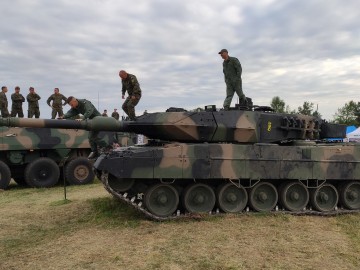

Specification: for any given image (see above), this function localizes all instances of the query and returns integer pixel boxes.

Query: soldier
[119,70,142,121]
[102,109,108,117]
[0,86,10,117]
[61,96,108,159]
[11,86,25,117]
[27,87,41,118]
[47,88,67,119]
[111,108,119,120]
[218,49,246,110]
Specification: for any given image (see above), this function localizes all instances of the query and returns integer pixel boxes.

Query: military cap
[218,49,228,54]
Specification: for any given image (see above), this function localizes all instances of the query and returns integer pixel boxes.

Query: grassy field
[1,181,360,270]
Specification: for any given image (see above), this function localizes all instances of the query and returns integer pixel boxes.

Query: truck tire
[25,158,60,188]
[0,161,11,189]
[65,157,94,185]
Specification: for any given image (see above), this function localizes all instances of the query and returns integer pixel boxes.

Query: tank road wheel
[216,183,248,213]
[280,182,309,211]
[108,174,135,192]
[249,182,278,212]
[25,158,60,188]
[340,182,360,210]
[310,184,338,212]
[144,184,179,217]
[65,157,95,185]
[0,161,11,189]
[182,183,216,213]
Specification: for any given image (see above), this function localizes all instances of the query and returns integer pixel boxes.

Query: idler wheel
[216,183,248,213]
[280,182,309,211]
[340,182,360,210]
[310,184,338,212]
[249,182,278,212]
[144,184,179,217]
[182,183,215,213]
[107,174,135,192]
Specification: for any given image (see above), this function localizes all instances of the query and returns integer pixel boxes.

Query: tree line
[270,96,360,126]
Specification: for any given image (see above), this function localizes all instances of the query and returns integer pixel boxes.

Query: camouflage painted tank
[0,124,135,189]
[1,106,359,221]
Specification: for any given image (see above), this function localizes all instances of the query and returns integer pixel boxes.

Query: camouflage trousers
[28,108,40,118]
[89,130,107,153]
[223,79,245,109]
[11,108,24,117]
[122,95,141,120]
[51,107,64,119]
[0,107,10,117]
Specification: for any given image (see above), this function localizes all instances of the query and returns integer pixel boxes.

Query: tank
[0,125,136,189]
[1,105,359,221]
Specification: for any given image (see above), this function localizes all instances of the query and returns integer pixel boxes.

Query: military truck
[1,106,360,221]
[0,125,136,189]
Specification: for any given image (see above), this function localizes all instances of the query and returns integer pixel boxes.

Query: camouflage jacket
[223,56,242,83]
[111,111,120,120]
[26,93,41,109]
[0,92,8,110]
[11,93,25,109]
[47,93,67,108]
[121,74,142,97]
[64,99,101,119]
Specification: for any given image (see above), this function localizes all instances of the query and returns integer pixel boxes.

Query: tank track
[100,173,360,222]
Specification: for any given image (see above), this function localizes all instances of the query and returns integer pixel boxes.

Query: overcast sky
[1,0,359,120]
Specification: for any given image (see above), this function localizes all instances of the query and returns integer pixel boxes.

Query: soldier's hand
[131,96,136,100]
[122,95,125,99]
[57,116,64,119]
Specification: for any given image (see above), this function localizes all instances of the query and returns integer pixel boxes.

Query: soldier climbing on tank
[0,86,10,117]
[27,87,41,118]
[11,86,25,117]
[218,49,247,110]
[119,70,142,121]
[47,88,67,119]
[60,96,109,159]
[111,108,119,120]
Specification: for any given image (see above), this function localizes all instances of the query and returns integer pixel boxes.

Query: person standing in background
[27,87,41,118]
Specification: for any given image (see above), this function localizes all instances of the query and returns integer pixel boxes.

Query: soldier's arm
[233,58,242,77]
[37,94,41,100]
[122,82,126,96]
[46,95,53,106]
[63,108,78,119]
[62,95,67,105]
[27,95,35,102]
[82,102,96,119]
[21,95,25,102]
[130,76,141,96]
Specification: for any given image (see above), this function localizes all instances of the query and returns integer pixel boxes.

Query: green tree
[297,101,314,115]
[270,96,286,113]
[333,101,360,126]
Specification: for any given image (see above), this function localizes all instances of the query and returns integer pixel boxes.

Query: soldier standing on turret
[61,96,108,159]
[218,49,246,110]
[119,70,142,121]
[111,108,119,120]
[0,86,9,117]
[11,86,25,117]
[47,88,67,119]
[27,87,41,118]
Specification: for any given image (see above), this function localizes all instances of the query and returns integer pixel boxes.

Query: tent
[346,127,360,142]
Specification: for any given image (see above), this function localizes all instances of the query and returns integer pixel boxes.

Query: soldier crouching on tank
[119,70,142,121]
[59,96,110,159]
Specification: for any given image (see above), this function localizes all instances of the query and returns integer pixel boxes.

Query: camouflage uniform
[64,99,107,153]
[121,74,142,120]
[11,92,25,117]
[47,93,67,119]
[0,91,9,117]
[27,92,41,118]
[111,111,120,120]
[222,56,245,109]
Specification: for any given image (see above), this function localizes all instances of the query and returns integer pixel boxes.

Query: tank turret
[0,108,346,143]
[1,106,357,221]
